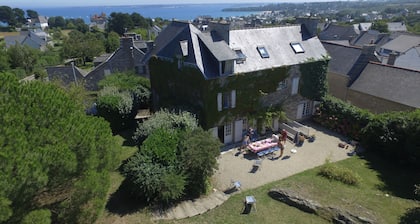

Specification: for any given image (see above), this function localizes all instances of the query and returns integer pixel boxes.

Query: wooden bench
[279,123,299,142]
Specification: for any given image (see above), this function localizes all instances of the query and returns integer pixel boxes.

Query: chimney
[362,44,376,56]
[208,21,231,43]
[387,52,397,65]
[296,17,319,38]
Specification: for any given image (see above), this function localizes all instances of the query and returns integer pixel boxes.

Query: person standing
[281,129,287,145]
[278,141,285,158]
[241,134,250,151]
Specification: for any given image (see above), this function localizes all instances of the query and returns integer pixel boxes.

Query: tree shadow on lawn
[105,179,148,215]
[117,128,138,147]
[399,207,420,224]
[362,152,420,200]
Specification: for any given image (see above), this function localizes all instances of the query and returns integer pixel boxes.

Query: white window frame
[291,77,299,95]
[225,123,232,136]
[217,90,236,111]
[277,79,287,90]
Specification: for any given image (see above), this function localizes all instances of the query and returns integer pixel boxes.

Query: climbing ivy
[149,57,289,129]
[299,56,329,101]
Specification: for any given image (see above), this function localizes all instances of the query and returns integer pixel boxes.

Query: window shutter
[231,90,236,108]
[217,93,222,111]
[291,77,299,95]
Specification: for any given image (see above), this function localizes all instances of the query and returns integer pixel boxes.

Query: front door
[234,120,243,143]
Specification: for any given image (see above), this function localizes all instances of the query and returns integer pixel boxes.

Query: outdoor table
[247,138,278,153]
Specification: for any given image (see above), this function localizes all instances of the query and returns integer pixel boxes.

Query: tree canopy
[123,110,220,204]
[0,73,118,223]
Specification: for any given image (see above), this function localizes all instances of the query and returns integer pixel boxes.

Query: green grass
[98,135,420,224]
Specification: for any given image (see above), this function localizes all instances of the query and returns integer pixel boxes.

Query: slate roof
[350,30,389,48]
[153,21,327,79]
[387,22,407,32]
[380,34,420,54]
[349,62,420,108]
[319,23,359,41]
[322,41,362,76]
[394,46,420,71]
[46,65,88,87]
[229,26,327,74]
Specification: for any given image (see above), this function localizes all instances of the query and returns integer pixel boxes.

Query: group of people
[240,128,288,158]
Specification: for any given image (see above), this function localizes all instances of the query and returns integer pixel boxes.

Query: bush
[318,161,361,186]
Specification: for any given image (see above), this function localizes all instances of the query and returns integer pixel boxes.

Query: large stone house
[149,20,328,144]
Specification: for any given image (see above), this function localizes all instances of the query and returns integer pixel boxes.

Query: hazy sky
[2,0,349,8]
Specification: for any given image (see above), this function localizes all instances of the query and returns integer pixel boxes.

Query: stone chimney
[387,52,397,65]
[362,44,376,56]
[296,17,319,38]
[120,37,134,50]
[208,21,231,43]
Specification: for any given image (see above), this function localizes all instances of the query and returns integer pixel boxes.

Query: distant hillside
[222,0,420,12]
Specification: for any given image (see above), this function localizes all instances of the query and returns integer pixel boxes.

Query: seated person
[271,134,279,143]
[297,133,305,146]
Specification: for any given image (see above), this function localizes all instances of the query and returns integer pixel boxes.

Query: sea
[28,3,264,24]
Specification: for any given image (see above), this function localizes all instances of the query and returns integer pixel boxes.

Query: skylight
[290,42,305,54]
[257,46,269,58]
[235,49,246,64]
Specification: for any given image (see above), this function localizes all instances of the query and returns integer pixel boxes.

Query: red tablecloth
[247,138,278,153]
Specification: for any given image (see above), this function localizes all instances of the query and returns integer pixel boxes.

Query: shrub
[318,161,361,186]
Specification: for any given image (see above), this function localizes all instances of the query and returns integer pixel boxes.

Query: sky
[2,0,351,8]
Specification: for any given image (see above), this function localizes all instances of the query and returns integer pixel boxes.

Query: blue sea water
[29,3,263,23]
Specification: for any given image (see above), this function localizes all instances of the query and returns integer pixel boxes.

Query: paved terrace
[154,122,355,220]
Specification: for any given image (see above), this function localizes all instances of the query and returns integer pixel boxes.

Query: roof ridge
[368,61,420,73]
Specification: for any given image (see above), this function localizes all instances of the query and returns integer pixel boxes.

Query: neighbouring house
[319,23,359,44]
[387,22,407,32]
[149,20,328,145]
[347,62,420,113]
[46,34,152,91]
[24,16,49,30]
[377,34,420,71]
[350,30,389,49]
[4,30,51,51]
[322,41,380,101]
[46,64,87,87]
[90,12,107,31]
[84,34,151,90]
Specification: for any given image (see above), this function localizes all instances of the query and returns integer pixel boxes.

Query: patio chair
[231,180,242,191]
[244,195,257,213]
[253,159,263,170]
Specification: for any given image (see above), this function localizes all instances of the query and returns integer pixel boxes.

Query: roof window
[290,42,305,54]
[235,49,246,64]
[257,46,269,58]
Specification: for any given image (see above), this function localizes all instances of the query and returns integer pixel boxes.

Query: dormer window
[257,46,269,58]
[235,49,246,64]
[290,42,305,54]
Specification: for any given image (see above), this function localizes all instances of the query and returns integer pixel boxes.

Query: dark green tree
[105,31,120,53]
[12,8,26,25]
[133,109,198,143]
[7,43,39,73]
[61,30,104,65]
[0,6,14,25]
[0,42,10,72]
[179,128,221,197]
[0,73,117,223]
[371,20,389,33]
[26,9,38,19]
[108,12,134,35]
